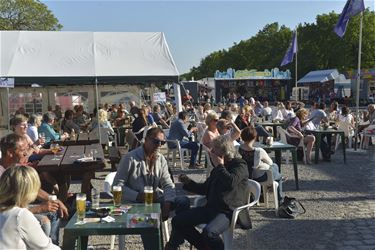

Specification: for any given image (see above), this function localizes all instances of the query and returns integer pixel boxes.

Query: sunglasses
[152,138,166,146]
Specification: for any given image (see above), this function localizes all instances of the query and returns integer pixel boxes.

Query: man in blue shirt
[167,111,201,169]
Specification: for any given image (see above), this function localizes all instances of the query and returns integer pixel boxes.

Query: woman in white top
[338,106,355,137]
[26,114,41,143]
[238,126,284,205]
[0,166,60,249]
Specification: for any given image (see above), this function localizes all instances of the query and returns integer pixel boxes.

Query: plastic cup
[144,186,153,206]
[76,193,86,222]
[91,188,100,209]
[112,185,122,207]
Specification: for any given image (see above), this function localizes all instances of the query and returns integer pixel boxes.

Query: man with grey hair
[38,112,68,144]
[165,135,250,250]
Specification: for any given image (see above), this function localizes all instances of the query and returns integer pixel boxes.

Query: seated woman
[287,108,315,164]
[201,111,220,149]
[131,107,151,148]
[0,166,60,249]
[26,114,42,143]
[238,126,284,205]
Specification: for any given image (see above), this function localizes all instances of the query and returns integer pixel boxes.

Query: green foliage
[0,0,62,30]
[183,10,375,81]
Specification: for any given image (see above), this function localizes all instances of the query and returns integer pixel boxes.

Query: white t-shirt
[0,207,60,250]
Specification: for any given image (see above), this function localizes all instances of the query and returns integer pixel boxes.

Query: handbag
[278,196,306,219]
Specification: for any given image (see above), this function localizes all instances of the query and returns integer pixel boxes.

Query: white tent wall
[0,84,149,127]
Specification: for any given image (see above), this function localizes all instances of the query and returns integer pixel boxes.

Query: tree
[0,0,62,30]
[183,10,375,82]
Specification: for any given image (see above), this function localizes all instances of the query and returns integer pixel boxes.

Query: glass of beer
[50,142,60,160]
[144,186,153,206]
[76,193,86,222]
[112,185,122,207]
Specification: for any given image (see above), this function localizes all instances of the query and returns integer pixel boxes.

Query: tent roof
[0,31,179,83]
[297,69,339,84]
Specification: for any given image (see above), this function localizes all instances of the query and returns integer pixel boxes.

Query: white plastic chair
[335,120,354,150]
[193,180,261,250]
[277,126,307,164]
[166,140,190,169]
[257,170,279,214]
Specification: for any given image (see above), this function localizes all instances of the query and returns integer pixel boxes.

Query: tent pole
[295,28,298,101]
[7,87,10,132]
[354,12,363,151]
[95,77,101,145]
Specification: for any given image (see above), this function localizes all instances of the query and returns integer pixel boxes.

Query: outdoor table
[260,141,299,190]
[62,203,162,250]
[256,122,284,138]
[37,144,105,202]
[306,128,346,164]
[60,132,99,146]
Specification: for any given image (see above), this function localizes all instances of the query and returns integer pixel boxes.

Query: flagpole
[295,28,298,101]
[354,12,363,151]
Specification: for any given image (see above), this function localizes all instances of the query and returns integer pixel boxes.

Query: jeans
[169,206,230,250]
[141,196,190,250]
[255,124,271,138]
[179,140,199,166]
[34,212,61,245]
[320,134,332,159]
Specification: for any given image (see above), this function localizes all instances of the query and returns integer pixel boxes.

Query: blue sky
[43,1,374,74]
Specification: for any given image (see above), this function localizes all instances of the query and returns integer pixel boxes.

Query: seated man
[167,111,201,169]
[38,112,69,144]
[0,133,69,245]
[165,136,250,250]
[113,127,190,249]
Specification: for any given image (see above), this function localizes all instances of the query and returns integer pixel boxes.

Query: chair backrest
[277,126,288,144]
[337,120,353,137]
[247,179,261,205]
[104,172,117,197]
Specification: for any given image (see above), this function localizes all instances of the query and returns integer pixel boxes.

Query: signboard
[214,68,291,80]
[0,78,15,88]
[153,92,166,103]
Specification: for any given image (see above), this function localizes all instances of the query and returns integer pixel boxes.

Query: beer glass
[112,185,122,207]
[144,186,153,206]
[50,142,60,160]
[76,193,86,222]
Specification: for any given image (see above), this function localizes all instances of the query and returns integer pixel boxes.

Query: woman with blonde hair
[0,166,60,249]
[287,108,315,164]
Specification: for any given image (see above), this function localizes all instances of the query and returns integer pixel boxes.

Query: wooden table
[60,133,100,146]
[37,144,105,201]
[306,128,346,164]
[37,144,105,172]
[62,204,162,250]
[260,141,299,190]
[256,122,284,138]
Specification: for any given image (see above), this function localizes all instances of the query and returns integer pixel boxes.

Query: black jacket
[183,157,252,229]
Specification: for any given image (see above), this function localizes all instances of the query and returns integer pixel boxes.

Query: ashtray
[95,208,111,221]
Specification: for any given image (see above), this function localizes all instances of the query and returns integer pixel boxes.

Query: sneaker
[188,163,204,169]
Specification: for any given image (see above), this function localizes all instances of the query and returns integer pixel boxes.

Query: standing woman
[0,166,60,249]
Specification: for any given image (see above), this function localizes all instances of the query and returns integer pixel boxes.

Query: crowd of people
[1,97,374,249]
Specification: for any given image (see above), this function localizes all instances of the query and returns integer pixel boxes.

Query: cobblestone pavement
[64,145,375,250]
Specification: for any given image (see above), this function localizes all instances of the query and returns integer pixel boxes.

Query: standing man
[310,103,332,161]
[167,111,201,169]
[113,127,190,249]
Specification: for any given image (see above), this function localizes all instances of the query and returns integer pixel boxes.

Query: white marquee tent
[0,31,179,83]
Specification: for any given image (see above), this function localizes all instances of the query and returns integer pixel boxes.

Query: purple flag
[334,0,365,38]
[280,31,297,67]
